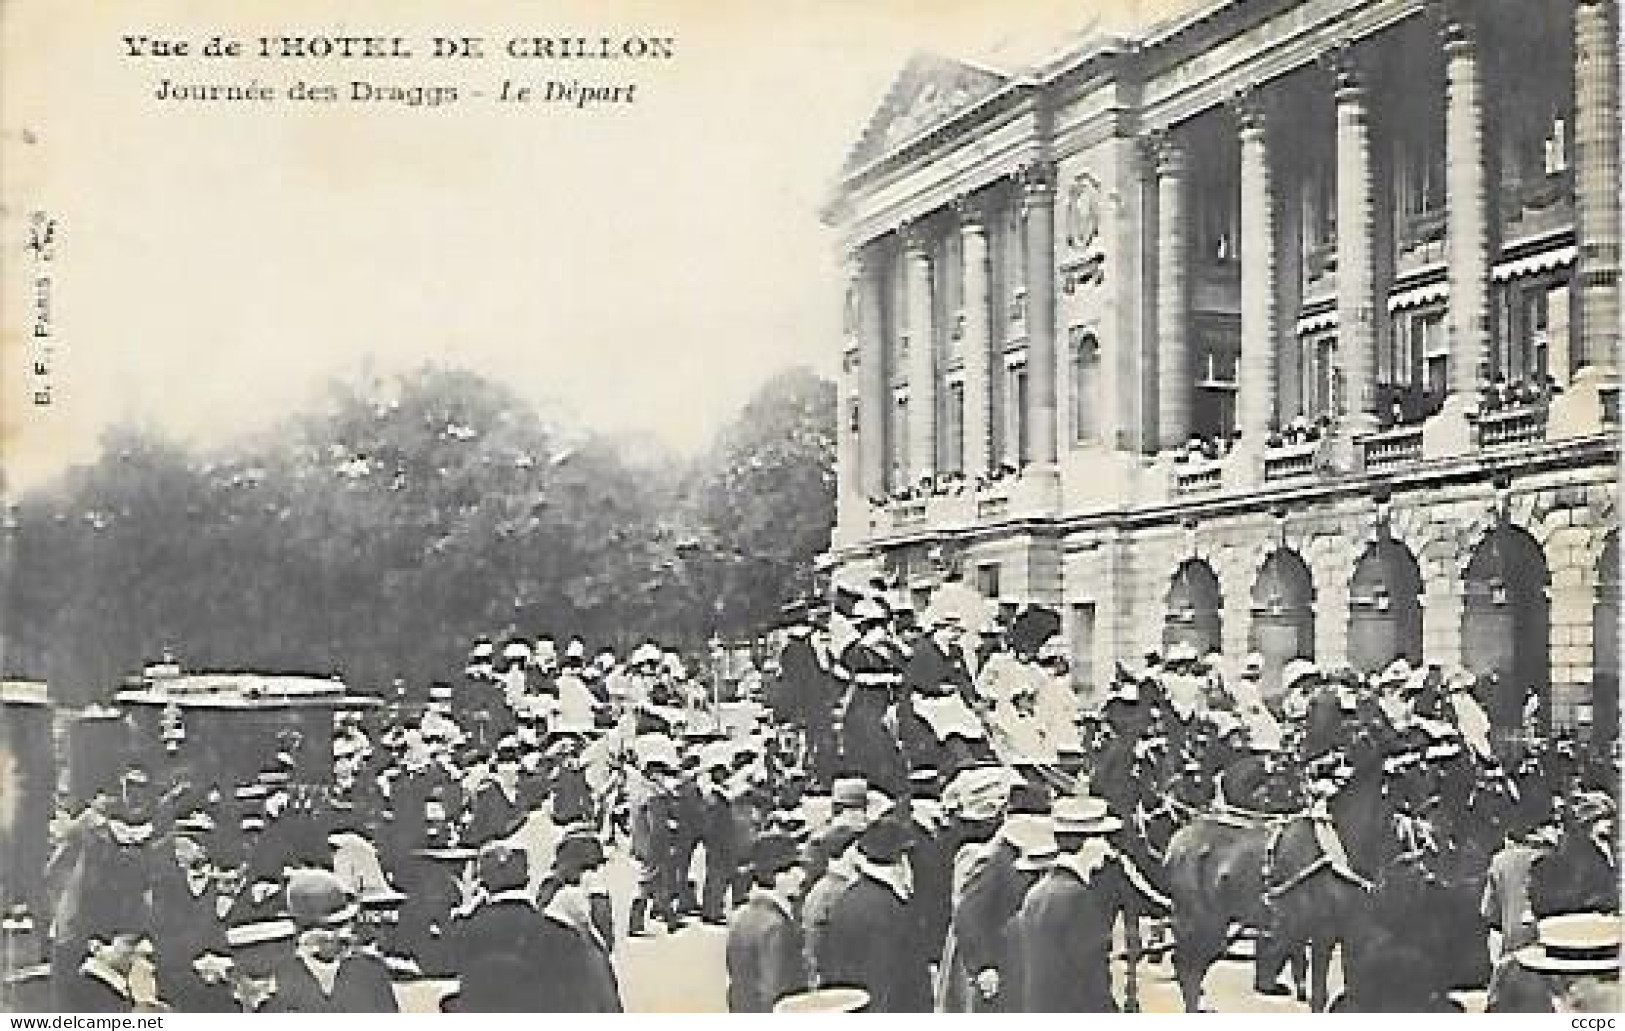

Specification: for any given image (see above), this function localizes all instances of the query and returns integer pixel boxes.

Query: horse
[1163,740,1396,1012]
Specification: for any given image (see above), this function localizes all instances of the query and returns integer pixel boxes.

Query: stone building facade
[822,0,1620,748]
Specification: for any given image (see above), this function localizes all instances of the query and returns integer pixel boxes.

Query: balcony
[891,499,928,528]
[1171,459,1223,497]
[1360,424,1424,470]
[1473,401,1550,449]
[1262,440,1320,482]
[976,492,1010,520]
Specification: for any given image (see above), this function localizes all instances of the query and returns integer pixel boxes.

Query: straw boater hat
[773,988,871,1014]
[1280,658,1320,692]
[1515,913,1622,975]
[1375,658,1414,690]
[1166,642,1200,666]
[1008,816,1061,872]
[1052,795,1123,836]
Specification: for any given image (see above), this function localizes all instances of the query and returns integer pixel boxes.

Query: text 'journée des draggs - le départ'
[123,32,675,110]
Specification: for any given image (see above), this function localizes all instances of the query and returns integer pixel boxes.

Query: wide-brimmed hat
[1052,795,1123,836]
[852,597,890,624]
[1005,815,1060,871]
[1375,658,1414,688]
[284,868,360,928]
[773,988,870,1014]
[941,765,1020,822]
[1515,913,1622,974]
[1166,642,1200,665]
[831,776,869,810]
[1281,658,1320,691]
[751,834,801,880]
[1571,792,1617,826]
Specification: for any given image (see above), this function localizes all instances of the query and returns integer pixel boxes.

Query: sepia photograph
[0,0,1619,1015]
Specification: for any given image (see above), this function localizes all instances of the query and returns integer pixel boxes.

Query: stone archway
[1249,549,1315,699]
[1165,559,1222,655]
[1594,531,1619,749]
[1462,525,1551,754]
[1348,538,1424,674]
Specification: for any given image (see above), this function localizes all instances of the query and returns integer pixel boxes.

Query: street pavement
[395,848,1491,1013]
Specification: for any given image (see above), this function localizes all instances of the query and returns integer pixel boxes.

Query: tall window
[1300,333,1339,419]
[976,562,1002,598]
[944,380,966,474]
[1008,365,1030,464]
[1006,208,1027,324]
[892,394,910,488]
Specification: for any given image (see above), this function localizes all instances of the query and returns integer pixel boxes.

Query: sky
[1,0,1200,493]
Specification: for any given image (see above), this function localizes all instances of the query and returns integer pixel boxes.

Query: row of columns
[1147,2,1619,463]
[843,168,1060,506]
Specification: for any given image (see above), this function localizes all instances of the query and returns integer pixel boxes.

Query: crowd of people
[17,575,1622,1014]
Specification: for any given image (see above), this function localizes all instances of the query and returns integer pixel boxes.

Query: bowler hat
[856,817,915,864]
[284,868,360,928]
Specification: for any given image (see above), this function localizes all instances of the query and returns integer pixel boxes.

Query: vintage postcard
[1,0,1619,1015]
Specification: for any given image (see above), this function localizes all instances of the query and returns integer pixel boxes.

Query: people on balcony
[1478,375,1561,416]
[1374,384,1446,430]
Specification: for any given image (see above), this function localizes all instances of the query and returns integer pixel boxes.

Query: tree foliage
[2,363,835,703]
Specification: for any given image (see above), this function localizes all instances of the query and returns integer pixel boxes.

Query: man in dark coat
[725,835,809,1012]
[1014,797,1170,1012]
[776,607,844,791]
[150,833,236,1011]
[817,817,932,1012]
[462,742,528,846]
[534,871,623,1011]
[264,870,398,1013]
[443,844,550,1012]
[699,745,740,923]
[669,754,707,916]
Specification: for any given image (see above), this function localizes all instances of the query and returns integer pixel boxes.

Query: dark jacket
[263,951,399,1013]
[818,873,932,1013]
[838,640,907,798]
[463,780,527,845]
[531,917,622,1012]
[1015,859,1164,1012]
[725,892,807,1012]
[445,897,551,1012]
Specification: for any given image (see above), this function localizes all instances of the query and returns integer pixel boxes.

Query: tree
[688,366,836,637]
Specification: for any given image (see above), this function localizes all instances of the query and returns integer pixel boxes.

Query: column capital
[1319,42,1369,101]
[1229,86,1269,137]
[899,219,932,257]
[1144,129,1188,177]
[1016,161,1057,209]
[951,193,990,233]
[1434,0,1481,54]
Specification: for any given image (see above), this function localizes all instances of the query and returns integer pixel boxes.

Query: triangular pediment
[841,53,1011,176]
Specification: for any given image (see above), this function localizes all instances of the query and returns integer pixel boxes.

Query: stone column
[1443,13,1492,411]
[1154,135,1192,451]
[904,229,937,485]
[1022,165,1060,468]
[856,247,888,501]
[1235,93,1279,482]
[836,257,862,534]
[1576,0,1621,374]
[958,198,994,476]
[1332,48,1380,440]
[1553,0,1623,439]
